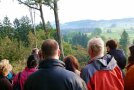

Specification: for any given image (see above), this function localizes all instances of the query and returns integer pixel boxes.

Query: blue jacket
[107,49,126,69]
[24,59,87,90]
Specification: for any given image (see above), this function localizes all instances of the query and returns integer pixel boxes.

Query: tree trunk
[39,4,48,38]
[54,0,64,60]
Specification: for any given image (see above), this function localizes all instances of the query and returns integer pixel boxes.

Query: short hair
[87,37,104,56]
[41,39,59,57]
[128,45,134,63]
[27,55,38,68]
[0,59,12,76]
[63,55,79,72]
[106,40,117,49]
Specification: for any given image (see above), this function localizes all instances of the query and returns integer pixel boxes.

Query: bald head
[41,39,59,58]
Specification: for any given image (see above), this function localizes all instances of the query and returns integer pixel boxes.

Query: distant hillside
[60,18,134,34]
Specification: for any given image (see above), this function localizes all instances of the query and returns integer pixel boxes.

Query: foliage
[91,28,102,37]
[63,41,74,56]
[13,16,32,46]
[72,45,89,68]
[63,43,89,69]
[0,37,30,63]
[0,16,14,39]
[64,32,89,48]
[107,29,112,33]
[0,15,133,72]
[119,30,129,56]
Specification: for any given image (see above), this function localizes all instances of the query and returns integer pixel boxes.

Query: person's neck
[44,55,59,60]
[90,54,104,60]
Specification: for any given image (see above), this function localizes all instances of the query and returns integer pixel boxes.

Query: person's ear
[58,49,60,57]
[88,48,94,57]
[106,46,110,52]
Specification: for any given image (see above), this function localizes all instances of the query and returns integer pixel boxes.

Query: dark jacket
[0,74,13,90]
[81,54,124,90]
[107,49,126,69]
[24,59,87,90]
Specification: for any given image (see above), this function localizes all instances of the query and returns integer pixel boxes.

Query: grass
[87,28,134,44]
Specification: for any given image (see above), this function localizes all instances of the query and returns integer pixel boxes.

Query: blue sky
[0,0,134,23]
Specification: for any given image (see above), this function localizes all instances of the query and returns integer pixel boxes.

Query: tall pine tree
[119,30,129,56]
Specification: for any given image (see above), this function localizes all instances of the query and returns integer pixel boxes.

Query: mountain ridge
[60,18,134,29]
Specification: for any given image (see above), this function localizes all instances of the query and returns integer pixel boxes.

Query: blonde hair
[87,37,104,56]
[0,59,12,76]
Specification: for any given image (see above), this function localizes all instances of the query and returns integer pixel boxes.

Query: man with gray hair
[81,37,124,90]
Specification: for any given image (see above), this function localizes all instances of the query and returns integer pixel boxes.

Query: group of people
[0,37,134,90]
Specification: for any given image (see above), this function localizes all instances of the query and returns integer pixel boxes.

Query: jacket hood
[38,59,65,69]
[93,54,117,70]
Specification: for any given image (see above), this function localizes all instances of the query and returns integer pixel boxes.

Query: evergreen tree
[0,16,14,40]
[91,28,102,37]
[71,32,89,48]
[119,30,129,56]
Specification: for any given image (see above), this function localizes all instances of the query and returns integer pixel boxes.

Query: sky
[0,0,134,23]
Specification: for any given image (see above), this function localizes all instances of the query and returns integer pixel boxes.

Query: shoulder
[127,64,134,74]
[24,68,87,90]
[81,62,98,75]
[64,71,87,90]
[75,70,80,76]
[0,77,12,87]
[81,62,98,84]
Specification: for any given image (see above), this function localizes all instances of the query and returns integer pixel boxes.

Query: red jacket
[81,54,124,90]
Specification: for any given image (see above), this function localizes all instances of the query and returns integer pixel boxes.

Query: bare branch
[18,0,40,10]
[42,2,54,10]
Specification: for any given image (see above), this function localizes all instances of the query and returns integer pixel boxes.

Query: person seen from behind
[64,55,80,76]
[124,45,134,90]
[81,37,124,90]
[106,39,126,70]
[24,39,87,90]
[0,59,13,90]
[13,54,38,90]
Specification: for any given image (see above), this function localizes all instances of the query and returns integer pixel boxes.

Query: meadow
[87,27,134,44]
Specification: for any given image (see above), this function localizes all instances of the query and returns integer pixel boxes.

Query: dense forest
[0,16,90,72]
[0,15,132,72]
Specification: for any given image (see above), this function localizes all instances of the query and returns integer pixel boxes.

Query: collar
[24,67,37,72]
[39,59,65,69]
[88,55,103,64]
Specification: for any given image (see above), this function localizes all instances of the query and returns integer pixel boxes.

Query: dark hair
[27,55,38,68]
[128,45,134,64]
[106,40,117,49]
[63,55,80,72]
[41,39,59,57]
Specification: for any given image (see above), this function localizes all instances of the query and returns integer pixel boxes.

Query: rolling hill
[60,18,134,34]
